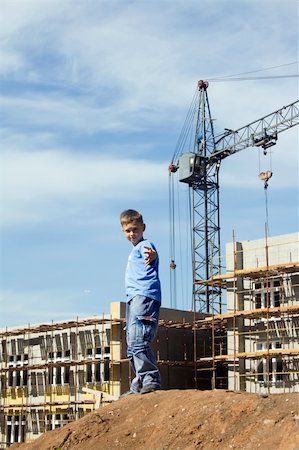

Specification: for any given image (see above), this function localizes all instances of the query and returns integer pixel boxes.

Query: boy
[120,209,161,395]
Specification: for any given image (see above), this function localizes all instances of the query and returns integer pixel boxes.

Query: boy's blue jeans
[126,295,161,393]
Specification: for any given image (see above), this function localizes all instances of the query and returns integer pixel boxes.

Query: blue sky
[0,0,298,328]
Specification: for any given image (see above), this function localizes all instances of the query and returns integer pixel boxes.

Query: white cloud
[0,0,298,328]
[0,48,25,75]
[1,1,297,128]
[0,147,168,226]
[0,90,169,134]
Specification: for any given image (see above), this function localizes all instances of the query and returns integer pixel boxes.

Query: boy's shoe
[140,385,160,395]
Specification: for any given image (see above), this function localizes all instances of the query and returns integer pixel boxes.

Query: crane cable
[171,87,198,164]
[169,88,200,309]
[258,148,273,235]
[169,169,193,310]
[207,61,298,82]
[169,170,177,308]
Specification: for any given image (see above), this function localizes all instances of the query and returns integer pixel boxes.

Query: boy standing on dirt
[120,209,161,395]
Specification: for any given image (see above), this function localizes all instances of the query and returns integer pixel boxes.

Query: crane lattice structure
[169,80,299,315]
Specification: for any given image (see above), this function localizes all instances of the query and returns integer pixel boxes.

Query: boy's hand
[144,246,157,266]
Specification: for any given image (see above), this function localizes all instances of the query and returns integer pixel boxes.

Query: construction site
[1,81,298,449]
[1,231,298,448]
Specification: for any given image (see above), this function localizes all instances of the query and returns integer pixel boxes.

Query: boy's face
[122,220,145,246]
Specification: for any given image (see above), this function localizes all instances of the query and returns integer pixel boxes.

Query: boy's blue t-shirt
[125,238,161,302]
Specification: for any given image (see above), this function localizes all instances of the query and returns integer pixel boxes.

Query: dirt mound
[11,390,299,450]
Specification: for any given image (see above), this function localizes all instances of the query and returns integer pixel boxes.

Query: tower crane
[169,80,299,315]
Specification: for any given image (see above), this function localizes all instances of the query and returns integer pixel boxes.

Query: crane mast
[169,81,299,315]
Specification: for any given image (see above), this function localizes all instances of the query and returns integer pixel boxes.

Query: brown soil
[11,390,299,450]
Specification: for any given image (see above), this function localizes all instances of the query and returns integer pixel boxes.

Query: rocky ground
[11,389,299,450]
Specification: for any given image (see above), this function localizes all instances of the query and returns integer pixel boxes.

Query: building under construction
[195,231,299,393]
[0,232,298,448]
[0,304,212,448]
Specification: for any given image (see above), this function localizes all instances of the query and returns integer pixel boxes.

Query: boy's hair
[120,209,144,226]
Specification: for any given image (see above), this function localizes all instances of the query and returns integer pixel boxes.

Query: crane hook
[258,170,273,189]
[170,260,177,270]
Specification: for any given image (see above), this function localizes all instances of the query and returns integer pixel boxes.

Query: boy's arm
[144,245,157,267]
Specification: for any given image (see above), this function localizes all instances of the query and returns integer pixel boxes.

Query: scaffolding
[0,315,119,448]
[193,233,299,394]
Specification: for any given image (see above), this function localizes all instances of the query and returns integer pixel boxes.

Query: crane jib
[209,99,299,164]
